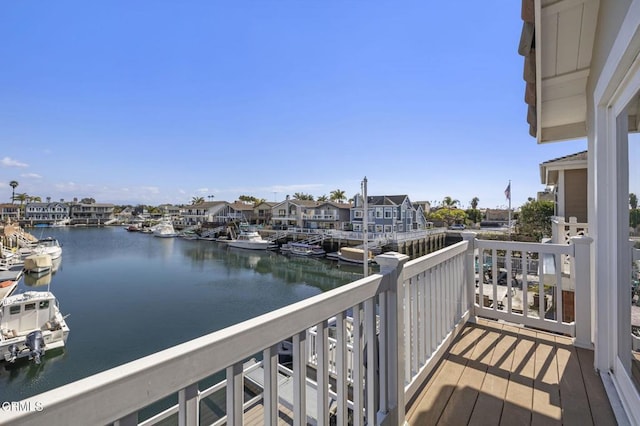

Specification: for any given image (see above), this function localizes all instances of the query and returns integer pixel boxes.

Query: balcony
[5,233,613,425]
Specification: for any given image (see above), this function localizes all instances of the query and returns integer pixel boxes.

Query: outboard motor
[7,344,19,363]
[25,330,45,364]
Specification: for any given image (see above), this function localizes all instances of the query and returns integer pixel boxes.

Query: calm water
[0,227,366,401]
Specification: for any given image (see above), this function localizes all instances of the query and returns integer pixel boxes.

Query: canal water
[0,227,367,402]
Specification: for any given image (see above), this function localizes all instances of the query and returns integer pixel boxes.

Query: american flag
[504,183,511,201]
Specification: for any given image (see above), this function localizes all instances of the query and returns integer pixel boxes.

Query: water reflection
[2,227,363,401]
[180,242,368,292]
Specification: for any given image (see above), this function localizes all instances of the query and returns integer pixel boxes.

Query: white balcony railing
[551,216,589,244]
[3,233,592,425]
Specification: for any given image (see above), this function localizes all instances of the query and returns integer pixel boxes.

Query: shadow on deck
[406,318,617,426]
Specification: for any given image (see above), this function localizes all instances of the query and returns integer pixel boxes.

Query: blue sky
[1,1,628,209]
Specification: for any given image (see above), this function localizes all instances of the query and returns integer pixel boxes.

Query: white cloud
[1,157,28,168]
[20,173,42,179]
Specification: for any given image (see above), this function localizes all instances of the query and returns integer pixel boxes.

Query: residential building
[351,194,427,233]
[253,201,276,226]
[69,202,115,222]
[519,0,640,421]
[303,201,351,230]
[270,198,318,229]
[23,202,70,222]
[539,151,588,222]
[0,204,20,222]
[180,201,229,226]
[158,204,181,218]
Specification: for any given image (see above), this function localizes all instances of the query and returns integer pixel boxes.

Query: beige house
[540,151,588,222]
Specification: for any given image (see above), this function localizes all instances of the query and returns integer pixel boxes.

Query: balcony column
[375,252,409,426]
[461,232,478,322]
[571,235,594,349]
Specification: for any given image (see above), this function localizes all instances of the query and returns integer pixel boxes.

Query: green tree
[317,195,328,202]
[9,180,18,204]
[238,195,265,205]
[13,193,29,209]
[465,208,482,224]
[330,189,346,202]
[631,193,638,210]
[442,196,460,208]
[517,199,555,240]
[191,196,205,205]
[80,197,95,204]
[429,208,466,226]
[293,192,314,201]
[631,209,640,229]
[470,197,479,210]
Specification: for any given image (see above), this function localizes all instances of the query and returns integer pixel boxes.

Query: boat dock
[0,269,22,300]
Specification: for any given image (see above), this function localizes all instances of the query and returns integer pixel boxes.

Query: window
[384,209,392,219]
[354,210,363,218]
[10,305,20,315]
[25,303,36,311]
[39,301,49,309]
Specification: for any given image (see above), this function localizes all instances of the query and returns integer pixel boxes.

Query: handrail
[2,235,593,425]
[3,272,388,425]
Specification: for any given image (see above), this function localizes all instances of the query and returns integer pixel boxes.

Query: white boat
[20,237,63,260]
[23,253,52,274]
[227,229,277,250]
[153,220,177,238]
[337,247,374,264]
[0,290,70,364]
[283,242,326,257]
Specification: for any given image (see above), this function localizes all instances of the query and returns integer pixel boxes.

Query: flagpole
[508,180,512,240]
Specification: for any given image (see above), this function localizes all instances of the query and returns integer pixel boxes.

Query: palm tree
[442,196,460,208]
[470,197,479,210]
[330,189,346,203]
[317,195,328,202]
[14,193,29,209]
[191,196,205,205]
[9,180,18,204]
[293,192,314,201]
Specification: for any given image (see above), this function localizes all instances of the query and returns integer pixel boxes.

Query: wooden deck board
[406,319,616,426]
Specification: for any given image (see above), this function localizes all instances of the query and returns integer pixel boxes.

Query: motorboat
[0,290,70,364]
[152,220,177,238]
[283,242,326,257]
[23,253,52,274]
[20,237,62,260]
[227,229,277,250]
[337,247,374,264]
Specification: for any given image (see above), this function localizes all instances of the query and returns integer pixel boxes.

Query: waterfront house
[227,202,256,223]
[0,203,20,222]
[351,194,427,233]
[270,198,318,229]
[180,201,229,226]
[303,201,351,230]
[253,201,276,226]
[24,202,70,223]
[7,2,640,425]
[157,204,182,219]
[68,202,115,224]
[516,0,640,422]
[540,151,588,223]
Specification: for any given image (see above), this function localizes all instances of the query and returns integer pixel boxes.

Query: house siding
[564,169,588,222]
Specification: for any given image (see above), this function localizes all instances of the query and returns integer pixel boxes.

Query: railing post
[461,232,477,322]
[375,252,409,426]
[178,383,199,426]
[571,235,593,348]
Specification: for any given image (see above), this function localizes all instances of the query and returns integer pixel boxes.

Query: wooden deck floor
[406,318,617,426]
